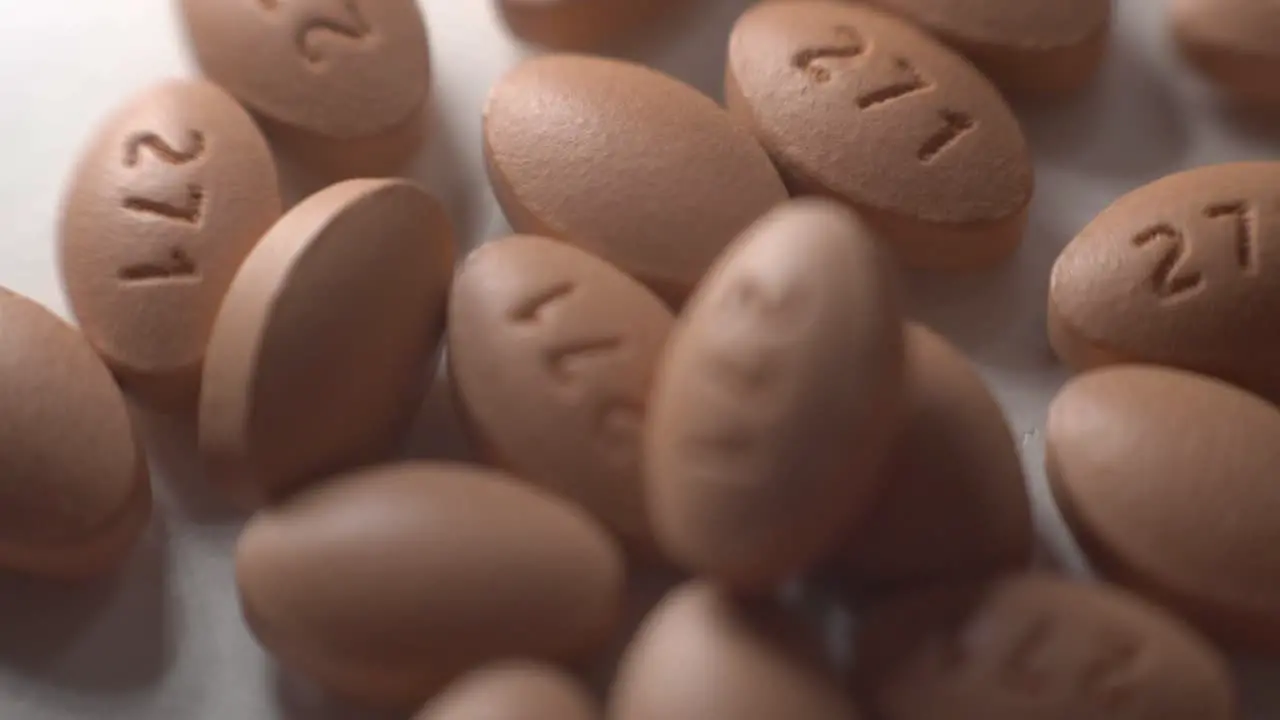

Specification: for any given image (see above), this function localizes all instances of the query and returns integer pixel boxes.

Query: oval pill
[199,178,454,507]
[484,54,787,304]
[1172,0,1280,106]
[58,79,280,407]
[646,198,905,590]
[449,235,674,554]
[0,288,151,579]
[726,0,1033,271]
[855,574,1236,720]
[1048,162,1280,404]
[415,661,599,720]
[496,0,684,51]
[1047,365,1280,655]
[236,462,625,708]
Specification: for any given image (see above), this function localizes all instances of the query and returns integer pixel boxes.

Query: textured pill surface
[0,288,151,579]
[1047,365,1280,654]
[415,661,599,720]
[449,235,674,554]
[855,574,1236,720]
[58,79,280,406]
[646,198,904,589]
[726,0,1033,271]
[840,323,1031,591]
[1048,162,1280,404]
[1172,0,1280,106]
[484,53,787,303]
[496,0,684,51]
[236,462,625,708]
[610,581,859,720]
[200,178,454,507]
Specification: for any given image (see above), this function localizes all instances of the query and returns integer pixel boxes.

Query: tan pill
[496,0,685,51]
[646,198,904,590]
[1048,365,1280,655]
[0,289,151,579]
[610,581,859,720]
[839,323,1031,591]
[236,462,625,708]
[1048,162,1280,404]
[484,54,787,304]
[1172,0,1280,107]
[855,574,1237,720]
[726,0,1033,271]
[58,79,280,408]
[449,235,674,555]
[200,178,454,507]
[415,661,599,720]
[863,0,1111,96]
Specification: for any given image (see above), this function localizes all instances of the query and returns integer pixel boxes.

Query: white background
[0,0,1278,718]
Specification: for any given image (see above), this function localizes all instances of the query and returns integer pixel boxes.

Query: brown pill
[415,661,599,720]
[1172,0,1280,107]
[484,54,787,304]
[1048,162,1280,404]
[646,198,904,590]
[0,289,151,579]
[200,178,454,507]
[839,323,1031,591]
[58,79,280,407]
[610,580,859,720]
[236,462,625,708]
[449,235,674,554]
[862,0,1111,96]
[496,0,685,51]
[1047,365,1280,655]
[726,0,1033,271]
[855,574,1237,720]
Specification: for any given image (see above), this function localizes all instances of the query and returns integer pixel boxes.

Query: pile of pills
[7,0,1280,717]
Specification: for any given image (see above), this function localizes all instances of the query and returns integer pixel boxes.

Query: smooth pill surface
[855,574,1236,720]
[200,178,454,507]
[647,198,904,589]
[59,79,280,406]
[497,0,684,51]
[726,0,1033,271]
[415,661,599,720]
[236,462,625,708]
[839,323,1031,591]
[864,0,1111,95]
[1172,0,1280,106]
[610,581,859,720]
[484,54,787,303]
[1047,366,1280,654]
[0,289,151,579]
[1048,162,1280,404]
[449,235,674,554]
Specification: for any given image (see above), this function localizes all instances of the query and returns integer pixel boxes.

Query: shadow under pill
[624,0,757,102]
[274,667,407,720]
[131,402,245,526]
[400,352,480,466]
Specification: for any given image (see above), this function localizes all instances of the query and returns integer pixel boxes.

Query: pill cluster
[7,0,1280,718]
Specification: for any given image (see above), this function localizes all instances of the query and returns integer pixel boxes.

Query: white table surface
[1,1,1278,718]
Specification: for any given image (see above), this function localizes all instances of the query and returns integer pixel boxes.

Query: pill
[178,0,430,178]
[0,288,151,579]
[610,580,859,720]
[855,574,1236,720]
[839,323,1031,591]
[1172,0,1280,106]
[58,79,281,408]
[484,54,788,304]
[1048,162,1280,404]
[200,178,454,507]
[646,198,904,590]
[236,462,625,708]
[1047,365,1280,655]
[496,0,684,51]
[726,0,1033,271]
[415,661,598,720]
[449,235,674,555]
[863,0,1112,96]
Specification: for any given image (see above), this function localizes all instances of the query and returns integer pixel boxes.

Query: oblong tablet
[449,236,674,554]
[1048,162,1280,404]
[200,178,454,507]
[415,661,599,720]
[726,0,1033,271]
[496,0,684,51]
[1172,0,1280,106]
[647,199,905,589]
[484,54,787,303]
[237,462,625,708]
